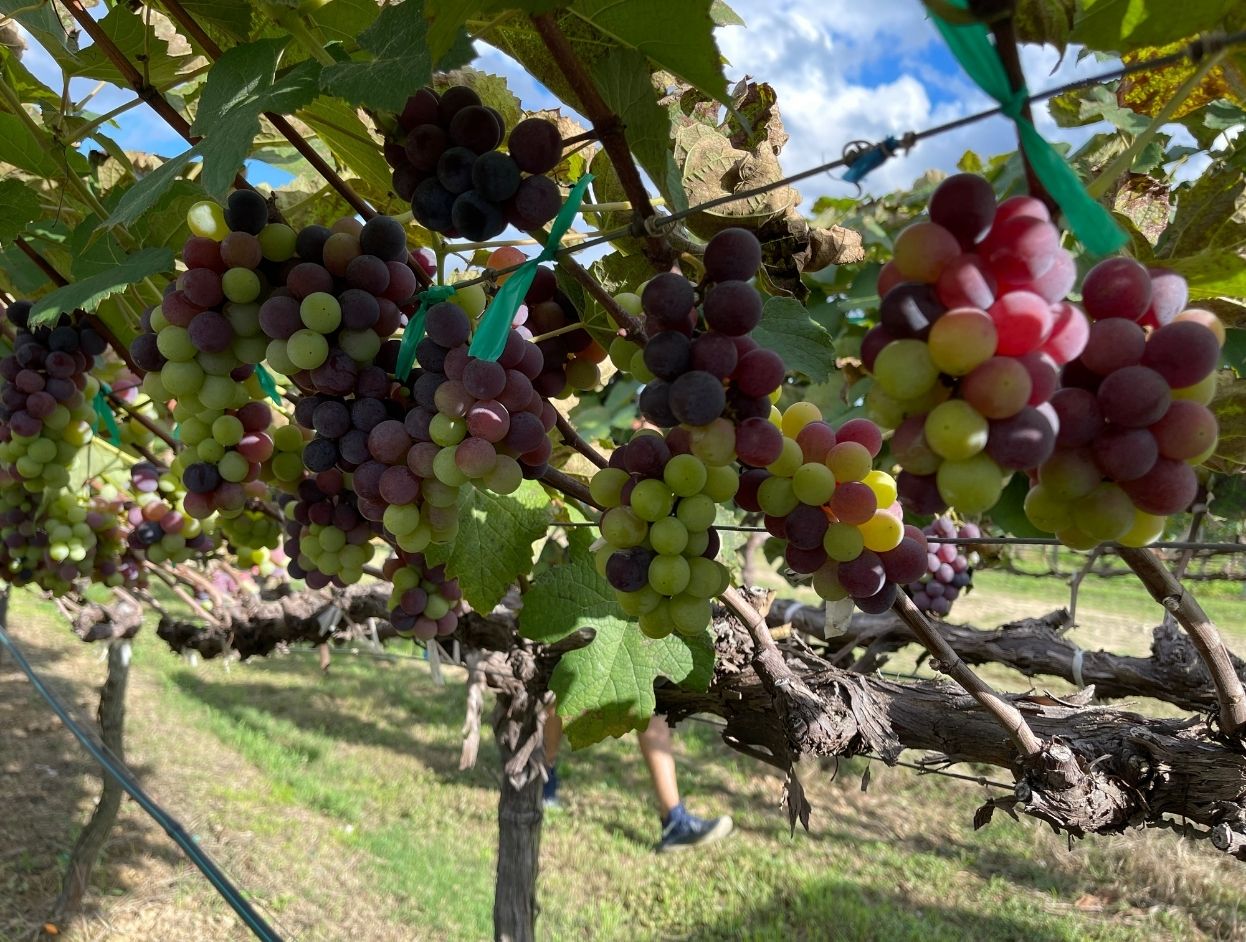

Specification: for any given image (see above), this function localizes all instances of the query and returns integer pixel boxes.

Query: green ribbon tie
[467,173,595,362]
[92,383,122,445]
[253,363,282,405]
[930,2,1126,255]
[396,284,456,382]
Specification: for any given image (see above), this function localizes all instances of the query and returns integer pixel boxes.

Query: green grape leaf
[192,39,322,195]
[1048,84,1151,133]
[425,480,553,612]
[297,98,395,199]
[1156,164,1246,258]
[752,297,838,380]
[29,247,174,326]
[520,553,713,748]
[0,114,88,178]
[103,145,204,229]
[432,69,523,133]
[310,0,383,45]
[569,0,728,103]
[1072,0,1238,54]
[0,0,76,58]
[68,7,195,87]
[171,0,253,44]
[1013,0,1075,53]
[1,46,61,109]
[0,179,42,245]
[320,0,474,113]
[591,47,686,212]
[1163,251,1246,301]
[710,0,744,26]
[1222,329,1246,374]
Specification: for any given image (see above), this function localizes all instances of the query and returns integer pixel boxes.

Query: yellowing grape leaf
[1118,42,1246,119]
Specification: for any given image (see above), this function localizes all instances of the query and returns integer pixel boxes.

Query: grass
[3,571,1246,940]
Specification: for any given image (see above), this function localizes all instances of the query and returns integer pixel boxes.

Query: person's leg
[638,715,734,852]
[542,704,562,807]
[637,715,680,817]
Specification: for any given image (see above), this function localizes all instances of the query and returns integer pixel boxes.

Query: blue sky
[15,1,1198,208]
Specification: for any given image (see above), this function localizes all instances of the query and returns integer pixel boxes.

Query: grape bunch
[383,551,462,641]
[415,301,557,490]
[258,214,413,394]
[1024,268,1223,547]
[588,429,735,638]
[283,469,381,588]
[904,517,976,617]
[218,508,281,571]
[634,228,785,436]
[0,489,124,592]
[862,174,1090,517]
[384,85,564,241]
[0,302,109,494]
[267,420,308,491]
[735,403,928,613]
[125,461,213,565]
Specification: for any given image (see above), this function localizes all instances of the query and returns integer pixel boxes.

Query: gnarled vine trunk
[491,690,547,942]
[53,638,131,919]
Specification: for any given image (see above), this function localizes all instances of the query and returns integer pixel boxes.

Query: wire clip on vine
[842,135,915,187]
[91,383,121,445]
[467,173,595,363]
[395,284,456,383]
[931,0,1127,254]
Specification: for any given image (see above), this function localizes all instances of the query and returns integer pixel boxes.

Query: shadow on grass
[678,875,1088,942]
[0,631,185,935]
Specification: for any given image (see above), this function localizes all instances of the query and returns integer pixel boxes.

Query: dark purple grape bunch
[384,85,564,241]
[383,551,462,641]
[637,227,783,431]
[517,267,607,397]
[905,517,976,617]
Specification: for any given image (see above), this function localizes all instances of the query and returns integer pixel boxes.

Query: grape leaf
[0,114,89,179]
[710,0,744,26]
[0,0,75,58]
[1072,0,1237,53]
[1163,251,1246,301]
[752,297,838,380]
[425,480,553,612]
[171,0,253,45]
[68,6,195,88]
[1156,164,1246,258]
[192,39,322,195]
[1,45,61,109]
[0,179,42,245]
[520,552,713,748]
[310,0,383,45]
[320,0,474,113]
[29,248,174,326]
[591,47,687,212]
[1013,0,1075,53]
[568,0,728,103]
[298,98,395,200]
[103,146,207,230]
[988,473,1049,538]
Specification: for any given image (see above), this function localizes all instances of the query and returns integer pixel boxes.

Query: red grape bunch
[635,227,786,446]
[384,86,564,241]
[862,173,1091,517]
[383,551,463,641]
[734,403,928,614]
[511,262,607,397]
[588,429,736,638]
[125,461,214,566]
[904,517,976,617]
[282,468,382,589]
[1025,265,1223,548]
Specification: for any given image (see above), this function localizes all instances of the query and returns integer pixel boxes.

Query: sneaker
[542,764,561,811]
[657,803,734,853]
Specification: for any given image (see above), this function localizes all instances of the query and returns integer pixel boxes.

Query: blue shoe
[542,764,561,810]
[657,803,733,853]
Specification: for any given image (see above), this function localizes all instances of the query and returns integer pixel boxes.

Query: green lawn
[3,574,1246,940]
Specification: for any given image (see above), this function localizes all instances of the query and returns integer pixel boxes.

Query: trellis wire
[422,30,1246,295]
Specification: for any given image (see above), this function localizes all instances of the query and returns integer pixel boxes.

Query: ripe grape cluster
[735,403,928,613]
[635,228,785,435]
[904,517,975,617]
[588,430,735,638]
[511,261,606,396]
[282,469,381,588]
[0,303,108,494]
[385,86,564,241]
[125,461,213,565]
[863,174,1089,516]
[383,551,462,641]
[1024,265,1223,547]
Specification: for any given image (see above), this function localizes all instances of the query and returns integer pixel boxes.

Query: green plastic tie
[92,383,121,445]
[930,2,1126,255]
[396,284,456,382]
[467,173,595,362]
[253,363,282,406]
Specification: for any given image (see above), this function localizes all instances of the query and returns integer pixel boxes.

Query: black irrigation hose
[0,607,284,942]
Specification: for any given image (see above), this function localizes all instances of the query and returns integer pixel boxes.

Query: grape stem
[552,411,608,468]
[529,13,673,269]
[530,234,646,343]
[1118,546,1246,737]
[538,467,603,510]
[890,591,1044,758]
